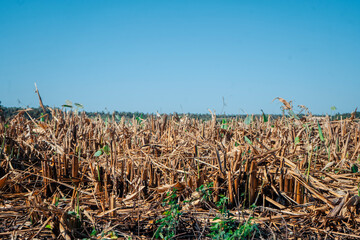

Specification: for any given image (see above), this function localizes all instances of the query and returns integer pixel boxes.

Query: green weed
[209,195,258,240]
[94,145,110,157]
[197,182,213,202]
[153,190,182,240]
[62,100,84,113]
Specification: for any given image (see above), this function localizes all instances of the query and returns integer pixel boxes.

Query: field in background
[1,102,360,239]
[1,103,359,122]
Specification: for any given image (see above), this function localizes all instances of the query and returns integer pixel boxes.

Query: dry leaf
[273,97,292,110]
[155,182,185,193]
[0,173,8,189]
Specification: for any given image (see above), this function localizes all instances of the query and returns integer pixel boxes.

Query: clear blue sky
[1,0,359,114]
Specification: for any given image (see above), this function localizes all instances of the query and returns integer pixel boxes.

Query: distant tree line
[0,102,359,122]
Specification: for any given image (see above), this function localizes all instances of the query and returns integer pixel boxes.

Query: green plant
[317,121,325,142]
[197,182,213,202]
[330,106,337,119]
[288,109,300,120]
[209,195,258,240]
[67,189,82,220]
[261,110,268,123]
[136,114,144,125]
[244,115,252,125]
[351,164,358,173]
[153,189,182,240]
[221,119,228,130]
[106,231,119,239]
[244,136,252,145]
[94,145,110,157]
[90,228,97,237]
[54,196,59,207]
[62,100,84,113]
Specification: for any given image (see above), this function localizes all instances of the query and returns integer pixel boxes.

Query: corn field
[1,106,360,239]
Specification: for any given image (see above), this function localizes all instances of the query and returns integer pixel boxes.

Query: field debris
[1,107,360,239]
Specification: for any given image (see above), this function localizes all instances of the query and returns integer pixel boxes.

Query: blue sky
[1,0,359,114]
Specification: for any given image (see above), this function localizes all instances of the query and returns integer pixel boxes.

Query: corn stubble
[0,108,360,239]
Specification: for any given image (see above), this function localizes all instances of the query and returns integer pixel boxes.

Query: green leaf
[234,141,239,147]
[94,150,103,157]
[331,106,337,111]
[288,110,300,119]
[221,119,228,129]
[45,224,52,230]
[317,121,325,142]
[244,115,252,125]
[294,136,300,145]
[136,116,143,124]
[102,145,110,155]
[244,136,252,145]
[261,110,268,123]
[351,164,358,173]
[74,103,84,109]
[67,211,76,216]
[90,228,97,237]
[62,104,73,108]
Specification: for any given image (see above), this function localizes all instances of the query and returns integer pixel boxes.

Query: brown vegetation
[1,107,360,239]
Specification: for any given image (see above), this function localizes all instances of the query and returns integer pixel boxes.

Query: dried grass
[1,108,360,239]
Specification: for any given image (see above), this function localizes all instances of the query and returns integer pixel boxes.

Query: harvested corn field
[1,106,360,239]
